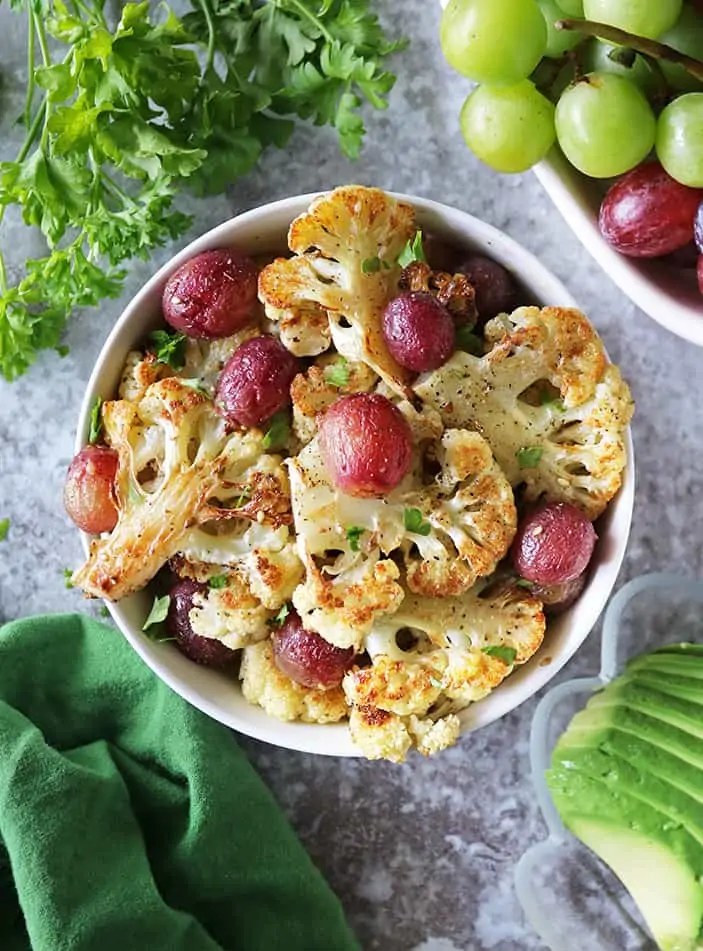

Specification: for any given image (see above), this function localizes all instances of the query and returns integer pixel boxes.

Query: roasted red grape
[382,291,455,372]
[272,610,355,688]
[166,578,236,666]
[162,248,258,338]
[695,202,703,254]
[528,573,588,616]
[599,162,703,258]
[456,253,515,322]
[319,393,413,498]
[64,445,119,534]
[511,502,597,586]
[215,335,300,428]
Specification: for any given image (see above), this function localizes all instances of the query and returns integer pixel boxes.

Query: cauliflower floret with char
[258,186,416,395]
[291,357,378,444]
[188,570,272,650]
[240,641,348,724]
[348,704,461,763]
[415,306,633,519]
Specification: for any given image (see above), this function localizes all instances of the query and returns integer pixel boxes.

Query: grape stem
[556,18,703,83]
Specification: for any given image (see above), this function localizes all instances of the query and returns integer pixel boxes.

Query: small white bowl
[76,192,635,757]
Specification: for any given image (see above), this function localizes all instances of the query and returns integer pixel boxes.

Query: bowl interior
[77,192,635,757]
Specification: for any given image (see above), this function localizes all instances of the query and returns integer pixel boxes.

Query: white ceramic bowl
[76,191,635,757]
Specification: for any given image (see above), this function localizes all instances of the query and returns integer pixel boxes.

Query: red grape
[166,578,236,666]
[528,573,588,615]
[382,292,455,372]
[272,610,355,688]
[215,335,300,428]
[456,254,515,321]
[162,249,258,338]
[64,445,119,534]
[599,162,703,258]
[511,502,597,586]
[695,202,703,254]
[318,393,413,498]
[698,256,703,295]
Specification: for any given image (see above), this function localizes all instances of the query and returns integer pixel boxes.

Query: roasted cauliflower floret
[258,186,416,395]
[415,306,634,519]
[240,641,348,724]
[188,571,272,650]
[291,357,378,444]
[348,704,461,763]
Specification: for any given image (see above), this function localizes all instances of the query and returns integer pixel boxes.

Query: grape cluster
[440,0,703,293]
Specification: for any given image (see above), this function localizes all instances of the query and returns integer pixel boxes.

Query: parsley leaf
[263,411,291,451]
[516,578,533,589]
[455,325,484,356]
[398,230,427,267]
[99,605,111,618]
[209,574,228,589]
[0,519,9,542]
[482,645,518,665]
[149,329,187,370]
[346,525,365,551]
[142,594,171,632]
[361,256,382,274]
[269,603,290,627]
[404,507,432,536]
[517,446,543,469]
[325,358,350,388]
[88,396,103,445]
[63,567,74,589]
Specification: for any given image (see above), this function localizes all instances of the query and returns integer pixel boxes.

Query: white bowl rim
[75,189,635,758]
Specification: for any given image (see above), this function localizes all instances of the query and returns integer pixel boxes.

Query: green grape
[554,0,583,13]
[459,81,556,173]
[582,40,658,98]
[656,93,703,187]
[537,0,583,57]
[583,0,682,39]
[555,72,656,177]
[440,0,547,85]
[659,7,703,93]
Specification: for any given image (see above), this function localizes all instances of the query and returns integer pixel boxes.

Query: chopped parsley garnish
[142,594,170,632]
[516,446,543,469]
[398,230,427,267]
[540,388,565,412]
[516,578,533,589]
[404,507,432,536]
[455,325,484,356]
[325,358,350,388]
[0,518,9,542]
[263,412,291,451]
[232,485,251,508]
[361,256,382,274]
[88,396,103,445]
[149,329,187,371]
[180,378,211,397]
[128,479,143,505]
[269,603,291,627]
[346,525,365,552]
[482,645,518,665]
[63,568,74,589]
[99,605,111,618]
[209,575,229,589]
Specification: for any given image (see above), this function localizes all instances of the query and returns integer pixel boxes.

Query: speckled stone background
[1,2,703,949]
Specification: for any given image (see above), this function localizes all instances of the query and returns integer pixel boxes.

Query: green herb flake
[540,388,565,412]
[516,578,533,589]
[149,329,187,371]
[180,378,210,397]
[142,594,170,632]
[361,256,382,274]
[325,358,350,388]
[232,485,251,508]
[516,446,543,469]
[0,519,9,542]
[346,525,365,552]
[209,574,229,590]
[398,230,427,267]
[99,605,111,618]
[263,412,291,451]
[269,603,290,627]
[63,568,74,589]
[455,325,484,356]
[404,507,432,536]
[88,396,103,445]
[482,645,518,665]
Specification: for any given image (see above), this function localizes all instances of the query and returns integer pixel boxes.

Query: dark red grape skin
[599,162,703,259]
[166,579,236,667]
[423,234,461,273]
[215,335,300,428]
[162,249,258,338]
[272,610,355,688]
[64,445,119,535]
[511,502,597,586]
[695,202,703,254]
[318,393,414,498]
[382,291,456,372]
[698,256,703,295]
[456,254,515,322]
[528,573,588,615]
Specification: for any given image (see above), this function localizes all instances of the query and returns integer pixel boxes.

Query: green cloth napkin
[0,613,361,951]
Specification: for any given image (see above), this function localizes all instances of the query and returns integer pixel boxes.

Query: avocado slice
[586,681,703,739]
[628,654,703,681]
